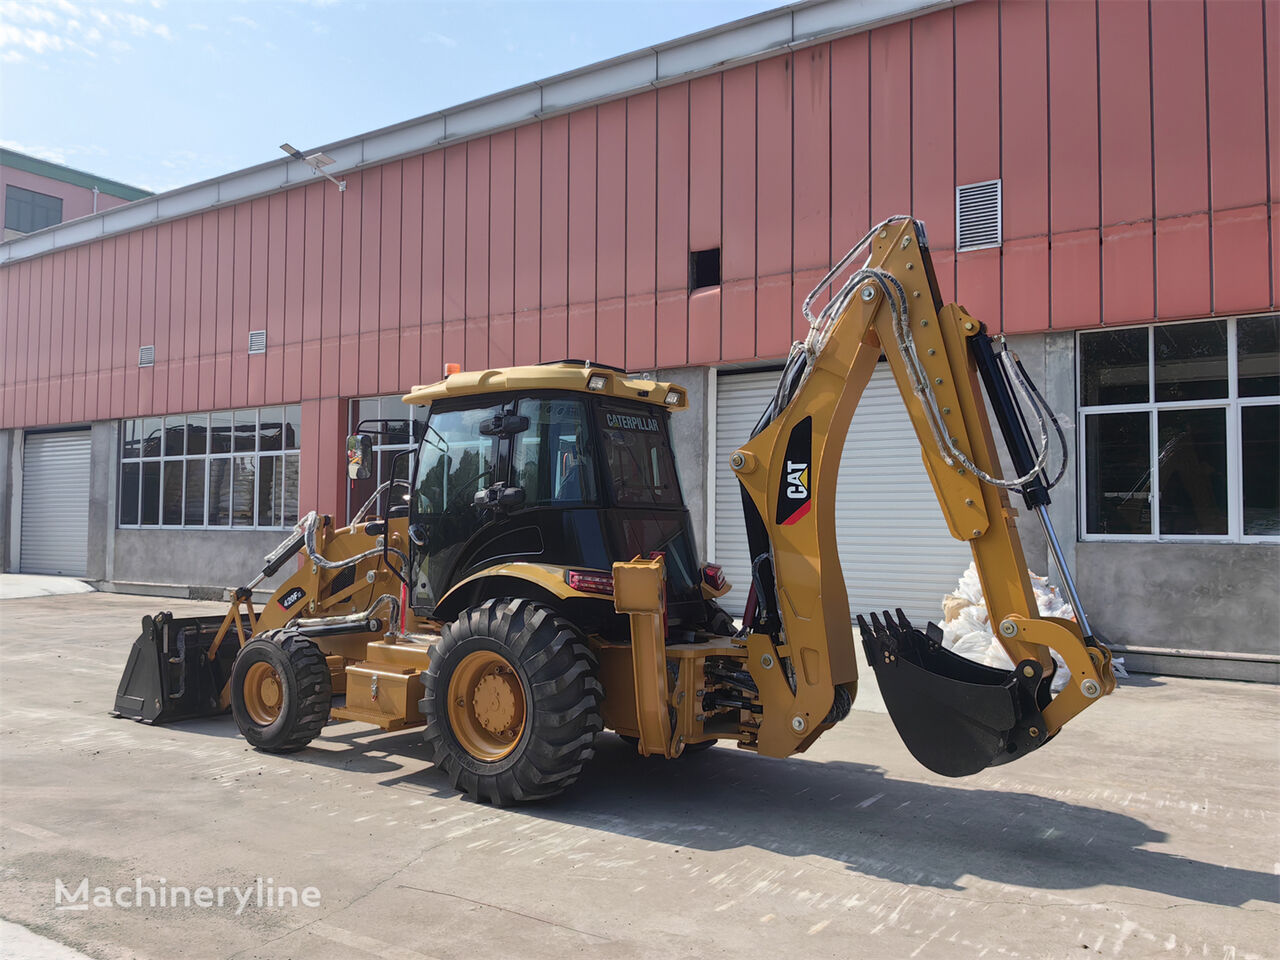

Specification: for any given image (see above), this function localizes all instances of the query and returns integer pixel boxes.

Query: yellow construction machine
[114,217,1116,803]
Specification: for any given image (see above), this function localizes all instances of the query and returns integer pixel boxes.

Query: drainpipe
[92,186,99,213]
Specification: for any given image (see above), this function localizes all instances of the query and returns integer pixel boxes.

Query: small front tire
[230,632,331,753]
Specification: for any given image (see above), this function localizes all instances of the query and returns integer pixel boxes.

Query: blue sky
[1,0,780,194]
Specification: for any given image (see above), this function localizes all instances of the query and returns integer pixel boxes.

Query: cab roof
[403,361,688,410]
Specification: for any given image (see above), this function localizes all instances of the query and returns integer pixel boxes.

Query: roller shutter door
[713,367,972,624]
[20,430,91,576]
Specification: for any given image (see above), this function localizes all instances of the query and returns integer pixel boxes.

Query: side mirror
[346,434,373,480]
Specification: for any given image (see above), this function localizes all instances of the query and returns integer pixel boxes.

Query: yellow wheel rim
[447,651,526,761]
[243,661,285,726]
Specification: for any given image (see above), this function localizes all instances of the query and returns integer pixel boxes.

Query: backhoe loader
[114,216,1116,803]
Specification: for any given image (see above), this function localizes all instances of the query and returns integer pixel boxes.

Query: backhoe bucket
[858,610,1049,777]
[113,612,242,724]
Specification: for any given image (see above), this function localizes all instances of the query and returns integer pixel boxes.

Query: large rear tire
[230,632,331,753]
[421,599,602,804]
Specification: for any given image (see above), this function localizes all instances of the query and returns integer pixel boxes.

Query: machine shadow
[501,737,1274,908]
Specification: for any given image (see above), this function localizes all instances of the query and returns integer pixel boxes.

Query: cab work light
[565,569,614,595]
[587,374,608,391]
[664,390,682,405]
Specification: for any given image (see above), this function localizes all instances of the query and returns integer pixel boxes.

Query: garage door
[713,366,972,624]
[20,430,91,576]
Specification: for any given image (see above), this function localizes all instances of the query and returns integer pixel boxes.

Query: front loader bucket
[113,612,242,724]
[858,610,1049,777]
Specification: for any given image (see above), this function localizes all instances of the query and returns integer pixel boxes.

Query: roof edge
[0,149,153,202]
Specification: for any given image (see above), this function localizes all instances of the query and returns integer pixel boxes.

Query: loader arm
[732,217,1114,772]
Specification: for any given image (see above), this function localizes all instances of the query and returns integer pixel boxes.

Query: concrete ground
[0,575,95,600]
[0,592,1276,960]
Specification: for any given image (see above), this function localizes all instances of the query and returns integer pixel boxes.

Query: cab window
[414,404,503,517]
[597,402,682,506]
[512,397,598,506]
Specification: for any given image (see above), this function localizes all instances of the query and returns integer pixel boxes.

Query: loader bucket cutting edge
[858,609,1049,777]
[113,612,243,724]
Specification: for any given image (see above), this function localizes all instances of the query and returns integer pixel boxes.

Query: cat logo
[785,461,810,500]
[775,417,813,526]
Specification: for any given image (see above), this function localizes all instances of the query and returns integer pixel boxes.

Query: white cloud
[422,30,456,48]
[229,15,258,30]
[0,0,172,60]
[0,138,68,164]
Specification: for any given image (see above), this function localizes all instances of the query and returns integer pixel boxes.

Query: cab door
[408,401,507,609]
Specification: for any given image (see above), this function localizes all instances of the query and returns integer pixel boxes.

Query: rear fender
[432,562,613,625]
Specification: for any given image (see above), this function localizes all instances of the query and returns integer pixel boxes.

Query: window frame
[117,406,301,531]
[1076,315,1278,544]
[346,395,427,522]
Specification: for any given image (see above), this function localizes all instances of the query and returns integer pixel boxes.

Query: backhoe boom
[731,217,1115,773]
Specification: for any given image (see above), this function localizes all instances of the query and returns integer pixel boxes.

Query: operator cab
[401,364,706,635]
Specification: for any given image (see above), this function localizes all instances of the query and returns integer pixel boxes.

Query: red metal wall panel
[301,183,325,399]
[320,181,344,393]
[488,132,516,370]
[1156,214,1212,319]
[1211,204,1271,315]
[912,10,955,252]
[625,93,657,371]
[283,187,306,403]
[1206,0,1269,213]
[337,174,363,399]
[166,222,187,412]
[376,163,403,393]
[721,64,757,362]
[830,33,871,264]
[869,24,911,226]
[513,124,542,365]
[1152,0,1209,221]
[568,111,598,363]
[465,142,491,372]
[357,168,382,396]
[656,83,690,368]
[756,55,793,358]
[49,252,67,424]
[1098,0,1154,326]
[420,152,445,382]
[999,0,1047,242]
[1047,0,1099,235]
[266,194,288,405]
[792,46,829,345]
[1050,229,1101,329]
[1101,222,1156,326]
[397,156,424,392]
[541,115,570,362]
[138,231,157,416]
[72,246,91,421]
[954,1,1000,187]
[248,197,270,406]
[687,74,722,364]
[442,147,468,371]
[213,208,234,407]
[595,100,627,368]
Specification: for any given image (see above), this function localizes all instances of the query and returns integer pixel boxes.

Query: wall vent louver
[956,179,1002,251]
[248,330,267,355]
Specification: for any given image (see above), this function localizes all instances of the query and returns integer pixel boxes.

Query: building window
[347,395,424,521]
[5,184,63,234]
[119,406,301,530]
[1078,316,1278,542]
